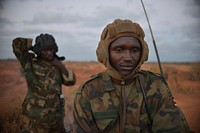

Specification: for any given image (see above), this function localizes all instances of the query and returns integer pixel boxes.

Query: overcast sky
[0,0,199,62]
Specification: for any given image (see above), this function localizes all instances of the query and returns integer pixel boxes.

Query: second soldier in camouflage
[12,33,76,133]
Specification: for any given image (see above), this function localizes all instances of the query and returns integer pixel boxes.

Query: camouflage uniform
[73,19,191,133]
[74,71,190,133]
[12,36,76,133]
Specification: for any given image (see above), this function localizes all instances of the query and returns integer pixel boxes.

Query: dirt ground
[0,60,200,133]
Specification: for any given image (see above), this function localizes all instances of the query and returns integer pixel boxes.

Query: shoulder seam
[78,73,101,92]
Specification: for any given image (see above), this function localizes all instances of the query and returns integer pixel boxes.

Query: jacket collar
[101,71,141,90]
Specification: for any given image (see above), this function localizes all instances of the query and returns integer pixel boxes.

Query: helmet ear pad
[33,33,58,55]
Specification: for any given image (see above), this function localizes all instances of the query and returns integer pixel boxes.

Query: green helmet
[33,33,58,55]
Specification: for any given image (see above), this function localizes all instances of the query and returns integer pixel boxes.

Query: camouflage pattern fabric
[29,117,65,133]
[73,71,191,133]
[12,38,75,133]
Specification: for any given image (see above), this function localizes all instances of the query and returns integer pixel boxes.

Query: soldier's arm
[51,58,76,86]
[73,85,98,133]
[12,37,34,69]
[151,80,191,133]
[61,68,76,86]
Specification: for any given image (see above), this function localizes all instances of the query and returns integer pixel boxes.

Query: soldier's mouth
[120,63,135,69]
[120,66,134,70]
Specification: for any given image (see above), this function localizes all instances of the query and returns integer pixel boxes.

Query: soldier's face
[109,37,141,76]
[41,48,55,61]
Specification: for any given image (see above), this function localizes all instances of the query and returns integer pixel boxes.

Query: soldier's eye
[115,48,122,52]
[131,48,140,53]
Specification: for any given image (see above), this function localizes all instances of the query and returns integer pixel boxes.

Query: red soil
[0,60,199,133]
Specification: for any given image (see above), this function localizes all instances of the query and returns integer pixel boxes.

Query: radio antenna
[140,0,164,77]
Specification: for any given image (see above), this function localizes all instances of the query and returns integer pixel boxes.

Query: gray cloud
[24,12,84,25]
[0,0,200,62]
[0,17,13,28]
[190,0,200,18]
[0,0,5,10]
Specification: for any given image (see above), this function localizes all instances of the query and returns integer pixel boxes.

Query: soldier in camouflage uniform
[73,19,191,133]
[12,33,76,133]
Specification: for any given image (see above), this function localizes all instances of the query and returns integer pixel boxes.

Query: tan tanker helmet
[96,19,149,80]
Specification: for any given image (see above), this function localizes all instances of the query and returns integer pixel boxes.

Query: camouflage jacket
[73,71,190,133]
[12,38,76,122]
